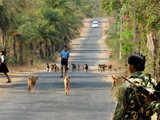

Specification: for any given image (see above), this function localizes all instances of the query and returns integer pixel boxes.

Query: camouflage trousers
[158,113,160,120]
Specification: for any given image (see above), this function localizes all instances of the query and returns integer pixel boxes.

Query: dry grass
[0,74,26,85]
[8,64,44,73]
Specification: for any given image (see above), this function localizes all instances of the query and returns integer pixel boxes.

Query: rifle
[120,76,150,96]
[151,82,160,101]
[121,75,160,101]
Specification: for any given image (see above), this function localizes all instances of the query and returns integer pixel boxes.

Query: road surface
[0,19,115,120]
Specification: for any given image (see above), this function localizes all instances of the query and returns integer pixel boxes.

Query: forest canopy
[0,0,100,65]
[101,0,160,79]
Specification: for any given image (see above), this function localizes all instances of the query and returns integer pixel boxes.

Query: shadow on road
[0,81,111,90]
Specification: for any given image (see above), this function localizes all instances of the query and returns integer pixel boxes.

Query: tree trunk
[158,56,160,81]
[29,43,33,65]
[45,39,49,58]
[2,33,6,51]
[48,44,51,57]
[50,40,55,54]
[13,37,17,61]
[39,42,44,59]
[0,27,6,50]
[152,33,159,80]
[18,36,23,65]
[0,27,3,46]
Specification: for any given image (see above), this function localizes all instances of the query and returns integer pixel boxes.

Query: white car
[91,23,98,28]
[91,20,99,28]
[92,20,99,24]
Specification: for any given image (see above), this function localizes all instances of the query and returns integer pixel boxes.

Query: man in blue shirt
[60,45,70,78]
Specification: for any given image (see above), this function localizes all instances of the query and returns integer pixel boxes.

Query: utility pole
[119,8,123,60]
[133,0,140,52]
[133,0,136,47]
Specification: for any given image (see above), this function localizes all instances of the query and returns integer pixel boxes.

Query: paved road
[0,19,115,120]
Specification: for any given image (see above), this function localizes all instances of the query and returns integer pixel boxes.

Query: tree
[0,0,85,65]
[101,0,160,79]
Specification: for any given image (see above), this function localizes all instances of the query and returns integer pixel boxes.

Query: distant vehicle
[91,20,99,28]
[91,23,98,28]
[92,20,99,24]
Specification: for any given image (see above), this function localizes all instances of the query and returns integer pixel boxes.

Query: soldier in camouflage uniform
[151,101,160,120]
[149,74,160,119]
[113,53,157,120]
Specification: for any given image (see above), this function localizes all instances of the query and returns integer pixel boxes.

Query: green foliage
[0,5,9,32]
[0,0,2,5]
[102,0,160,78]
[121,43,133,55]
[0,0,92,65]
[121,28,133,41]
[73,0,102,17]
[6,56,18,66]
[101,0,122,15]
